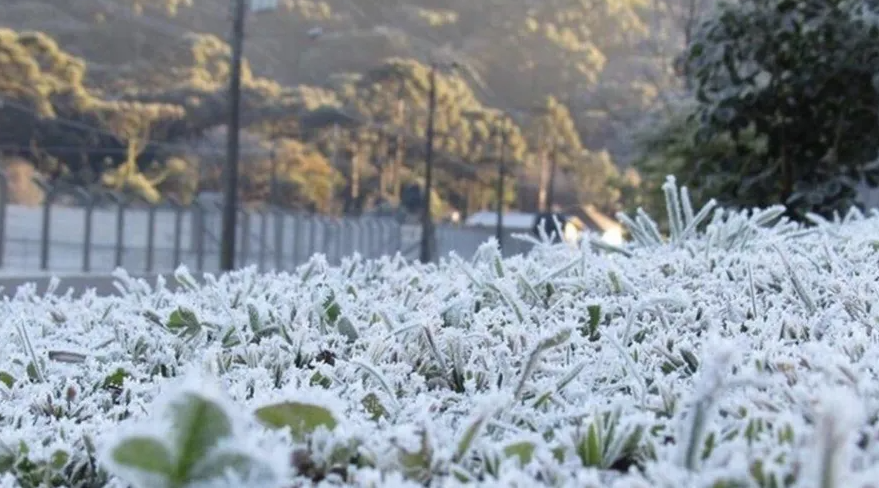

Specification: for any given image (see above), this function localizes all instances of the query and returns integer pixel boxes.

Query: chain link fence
[0,174,405,275]
[0,175,546,276]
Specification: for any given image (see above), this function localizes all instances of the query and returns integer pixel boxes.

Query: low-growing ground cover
[3,178,879,487]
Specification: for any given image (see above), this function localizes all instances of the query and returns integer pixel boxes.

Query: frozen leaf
[103,368,131,390]
[47,350,87,364]
[111,437,173,476]
[247,304,261,333]
[503,441,536,465]
[50,450,69,470]
[453,412,490,464]
[337,317,359,343]
[167,307,200,331]
[255,401,337,440]
[361,393,388,421]
[167,392,233,476]
[323,294,341,324]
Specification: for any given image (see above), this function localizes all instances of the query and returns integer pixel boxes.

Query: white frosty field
[3,179,879,488]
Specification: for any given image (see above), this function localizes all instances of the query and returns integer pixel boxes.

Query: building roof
[581,204,621,233]
[464,211,537,230]
[464,208,621,234]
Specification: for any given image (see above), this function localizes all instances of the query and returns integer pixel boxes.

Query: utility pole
[331,122,340,211]
[220,0,247,272]
[376,128,388,200]
[419,64,437,264]
[392,80,406,202]
[536,124,549,212]
[547,142,558,212]
[350,143,361,214]
[495,121,508,251]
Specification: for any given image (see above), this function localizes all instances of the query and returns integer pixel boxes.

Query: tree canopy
[677,0,879,218]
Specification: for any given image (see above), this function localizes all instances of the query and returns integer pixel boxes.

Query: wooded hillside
[0,0,699,216]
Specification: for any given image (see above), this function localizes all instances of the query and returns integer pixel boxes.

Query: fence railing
[0,173,543,274]
[0,174,404,274]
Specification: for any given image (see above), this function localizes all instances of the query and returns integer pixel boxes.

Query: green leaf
[189,451,272,483]
[50,450,69,470]
[398,431,432,481]
[493,255,505,278]
[551,446,566,463]
[255,401,337,440]
[453,412,489,463]
[221,327,240,348]
[0,442,15,472]
[503,441,536,465]
[0,372,14,389]
[167,393,233,479]
[25,361,40,383]
[111,437,173,476]
[337,317,359,343]
[587,305,601,336]
[361,393,388,421]
[584,423,602,467]
[323,295,341,324]
[103,368,131,390]
[621,425,644,455]
[247,304,261,333]
[167,307,199,331]
[680,348,700,373]
[537,328,572,351]
[309,372,332,389]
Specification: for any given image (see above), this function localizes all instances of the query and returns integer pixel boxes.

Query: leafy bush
[685,0,879,218]
[3,180,879,486]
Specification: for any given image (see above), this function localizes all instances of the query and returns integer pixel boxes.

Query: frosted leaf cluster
[3,186,879,487]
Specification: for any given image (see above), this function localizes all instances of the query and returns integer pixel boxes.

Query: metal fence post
[113,194,127,269]
[366,218,379,259]
[308,214,318,261]
[172,199,184,269]
[322,217,333,264]
[194,202,206,273]
[145,202,157,273]
[40,188,53,271]
[348,218,359,258]
[381,219,396,256]
[0,171,7,269]
[291,213,302,268]
[335,219,345,263]
[75,188,94,273]
[274,210,284,271]
[257,208,268,272]
[374,218,385,258]
[240,208,251,268]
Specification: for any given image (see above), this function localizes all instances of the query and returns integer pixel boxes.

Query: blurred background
[1,0,878,274]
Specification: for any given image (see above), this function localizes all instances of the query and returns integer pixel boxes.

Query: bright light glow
[601,228,624,246]
[249,0,278,13]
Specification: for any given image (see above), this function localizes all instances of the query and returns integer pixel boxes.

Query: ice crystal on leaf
[4,179,879,486]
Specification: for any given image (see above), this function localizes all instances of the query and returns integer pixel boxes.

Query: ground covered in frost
[3,186,879,488]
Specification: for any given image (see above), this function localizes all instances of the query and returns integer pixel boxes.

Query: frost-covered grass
[3,178,879,487]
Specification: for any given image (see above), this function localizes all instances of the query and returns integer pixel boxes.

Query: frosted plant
[101,372,283,488]
[3,185,879,486]
[807,387,865,488]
